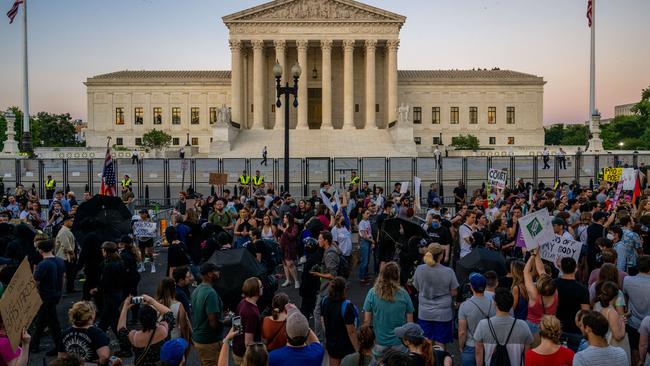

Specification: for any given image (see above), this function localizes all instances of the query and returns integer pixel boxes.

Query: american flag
[100,148,117,196]
[6,0,23,24]
[587,0,593,27]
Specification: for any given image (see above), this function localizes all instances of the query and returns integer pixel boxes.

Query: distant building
[615,103,637,117]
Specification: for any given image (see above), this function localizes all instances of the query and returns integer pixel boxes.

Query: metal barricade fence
[2,153,648,209]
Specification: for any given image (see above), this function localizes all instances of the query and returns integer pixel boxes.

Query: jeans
[32,298,62,350]
[358,239,371,280]
[314,293,324,342]
[461,346,475,366]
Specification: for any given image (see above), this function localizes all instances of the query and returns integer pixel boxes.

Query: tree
[560,124,588,145]
[141,129,172,151]
[0,107,83,150]
[450,134,480,150]
[544,125,564,145]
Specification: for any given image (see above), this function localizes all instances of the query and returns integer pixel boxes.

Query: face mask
[606,233,614,240]
[431,221,440,229]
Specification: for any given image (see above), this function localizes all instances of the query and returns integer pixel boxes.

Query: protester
[232,277,263,365]
[573,311,629,365]
[58,301,111,365]
[279,214,300,288]
[458,273,495,366]
[553,257,590,351]
[594,281,631,362]
[268,306,324,366]
[321,277,358,366]
[341,325,375,366]
[191,262,224,366]
[93,241,126,336]
[394,322,452,366]
[156,278,191,341]
[523,249,558,341]
[524,315,574,365]
[0,320,30,366]
[262,292,290,351]
[623,255,650,365]
[54,214,76,293]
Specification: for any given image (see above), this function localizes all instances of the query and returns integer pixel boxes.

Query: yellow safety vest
[121,178,132,187]
[350,176,360,185]
[252,175,264,187]
[45,179,56,189]
[239,175,250,185]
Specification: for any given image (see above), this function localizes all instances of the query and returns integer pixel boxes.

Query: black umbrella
[207,248,267,311]
[381,217,428,245]
[456,247,507,285]
[72,195,133,245]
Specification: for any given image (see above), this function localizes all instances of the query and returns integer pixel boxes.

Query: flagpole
[21,0,33,153]
[589,0,596,122]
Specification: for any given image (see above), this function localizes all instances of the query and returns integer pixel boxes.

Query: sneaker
[281,280,291,287]
[294,281,300,289]
[137,263,145,273]
[150,264,156,274]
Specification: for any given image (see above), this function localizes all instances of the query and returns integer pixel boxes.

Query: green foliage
[544,124,588,146]
[450,134,480,150]
[0,107,83,150]
[141,129,172,151]
[544,125,564,145]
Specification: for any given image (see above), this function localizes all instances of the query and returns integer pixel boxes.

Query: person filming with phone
[231,277,264,365]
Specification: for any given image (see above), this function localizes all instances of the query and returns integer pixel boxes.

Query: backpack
[486,318,517,366]
[321,297,360,329]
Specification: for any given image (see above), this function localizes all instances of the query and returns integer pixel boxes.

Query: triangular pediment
[223,0,406,24]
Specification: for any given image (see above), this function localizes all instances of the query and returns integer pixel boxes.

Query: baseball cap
[286,307,310,339]
[199,262,222,275]
[160,338,189,366]
[469,272,487,292]
[394,322,425,342]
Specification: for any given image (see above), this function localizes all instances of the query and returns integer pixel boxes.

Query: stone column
[365,39,377,129]
[321,40,333,129]
[343,39,356,129]
[273,40,286,130]
[296,40,309,129]
[386,39,399,126]
[252,40,265,129]
[229,40,243,125]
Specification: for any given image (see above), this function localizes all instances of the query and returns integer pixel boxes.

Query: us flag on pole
[587,0,593,27]
[100,148,117,196]
[6,0,23,24]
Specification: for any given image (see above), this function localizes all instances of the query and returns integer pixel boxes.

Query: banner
[621,168,637,190]
[518,208,554,250]
[0,259,43,352]
[209,173,228,185]
[133,221,158,238]
[603,168,623,183]
[488,169,507,190]
[539,235,582,268]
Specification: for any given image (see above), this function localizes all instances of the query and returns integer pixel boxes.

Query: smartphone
[232,315,242,334]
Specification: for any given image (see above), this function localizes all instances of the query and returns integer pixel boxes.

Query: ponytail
[424,252,436,266]
[421,339,435,366]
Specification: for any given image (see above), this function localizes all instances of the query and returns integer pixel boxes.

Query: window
[414,137,421,145]
[115,137,123,145]
[432,136,441,145]
[488,107,496,124]
[153,107,162,125]
[432,107,440,124]
[210,107,217,124]
[135,137,142,146]
[355,104,360,113]
[469,107,478,124]
[115,107,124,125]
[376,104,380,113]
[450,107,459,124]
[507,106,515,124]
[489,137,496,145]
[271,104,276,113]
[172,137,180,146]
[508,137,515,145]
[134,107,144,125]
[172,107,181,125]
[191,107,200,124]
[413,107,422,124]
[191,137,199,146]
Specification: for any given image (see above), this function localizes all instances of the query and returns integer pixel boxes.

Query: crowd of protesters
[0,163,650,366]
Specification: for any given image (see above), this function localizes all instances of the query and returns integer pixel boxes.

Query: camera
[131,296,144,305]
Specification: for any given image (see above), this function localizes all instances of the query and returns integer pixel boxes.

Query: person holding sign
[523,249,558,343]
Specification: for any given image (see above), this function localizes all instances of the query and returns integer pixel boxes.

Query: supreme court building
[84,0,546,157]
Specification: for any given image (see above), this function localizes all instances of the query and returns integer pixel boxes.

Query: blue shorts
[419,319,453,344]
[526,320,540,335]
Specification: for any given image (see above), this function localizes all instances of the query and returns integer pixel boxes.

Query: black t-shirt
[553,278,589,334]
[59,326,110,362]
[498,276,513,290]
[427,226,452,246]
[322,298,356,359]
[453,186,466,202]
[168,244,191,269]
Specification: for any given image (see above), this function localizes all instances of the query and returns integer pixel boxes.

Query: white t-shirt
[331,225,352,257]
[359,219,372,241]
[459,223,475,258]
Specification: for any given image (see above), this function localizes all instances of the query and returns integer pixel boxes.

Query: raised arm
[524,251,539,303]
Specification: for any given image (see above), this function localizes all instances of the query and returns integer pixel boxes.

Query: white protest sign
[133,220,158,238]
[517,208,554,250]
[488,169,507,190]
[400,182,409,194]
[414,177,422,210]
[621,168,637,191]
[320,190,335,214]
[539,235,582,268]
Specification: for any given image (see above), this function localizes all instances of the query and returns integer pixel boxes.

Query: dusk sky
[0,0,648,124]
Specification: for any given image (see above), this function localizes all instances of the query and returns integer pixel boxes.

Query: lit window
[134,107,143,125]
[153,107,162,125]
[450,107,459,124]
[488,107,496,124]
[172,107,181,125]
[115,108,124,125]
[507,107,515,124]
[191,137,199,146]
[172,137,180,146]
[508,137,515,145]
[413,107,422,124]
[414,137,422,145]
[489,137,496,145]
[432,107,440,124]
[191,107,200,124]
[469,107,478,124]
[210,107,217,124]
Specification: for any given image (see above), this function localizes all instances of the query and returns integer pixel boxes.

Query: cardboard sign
[488,169,507,190]
[518,208,554,250]
[209,173,228,185]
[133,221,158,238]
[604,168,623,182]
[539,235,582,268]
[621,168,637,190]
[0,258,43,352]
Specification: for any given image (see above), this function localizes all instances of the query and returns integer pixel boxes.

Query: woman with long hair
[278,213,300,288]
[524,315,574,365]
[234,208,257,248]
[261,293,289,351]
[394,322,453,366]
[341,325,375,366]
[524,249,558,343]
[595,281,631,364]
[155,278,191,342]
[412,244,458,349]
[362,262,414,358]
[218,327,269,366]
[322,277,358,366]
[260,214,276,241]
[510,260,529,320]
[589,263,626,314]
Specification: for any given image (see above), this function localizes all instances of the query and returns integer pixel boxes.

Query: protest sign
[518,208,554,250]
[621,168,637,190]
[209,173,228,185]
[603,168,623,183]
[539,235,582,268]
[133,221,158,238]
[0,258,43,352]
[400,181,409,194]
[488,169,507,190]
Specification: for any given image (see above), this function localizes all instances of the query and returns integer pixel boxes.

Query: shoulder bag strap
[134,327,157,366]
[504,318,517,344]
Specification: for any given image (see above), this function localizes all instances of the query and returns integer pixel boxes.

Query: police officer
[45,175,57,200]
[120,174,132,189]
[252,170,264,192]
[349,170,360,185]
[239,170,251,196]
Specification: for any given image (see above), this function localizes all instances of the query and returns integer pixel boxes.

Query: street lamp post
[274,60,301,194]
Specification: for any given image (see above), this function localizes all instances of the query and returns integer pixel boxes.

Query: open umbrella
[456,247,507,285]
[72,195,132,245]
[207,248,268,311]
